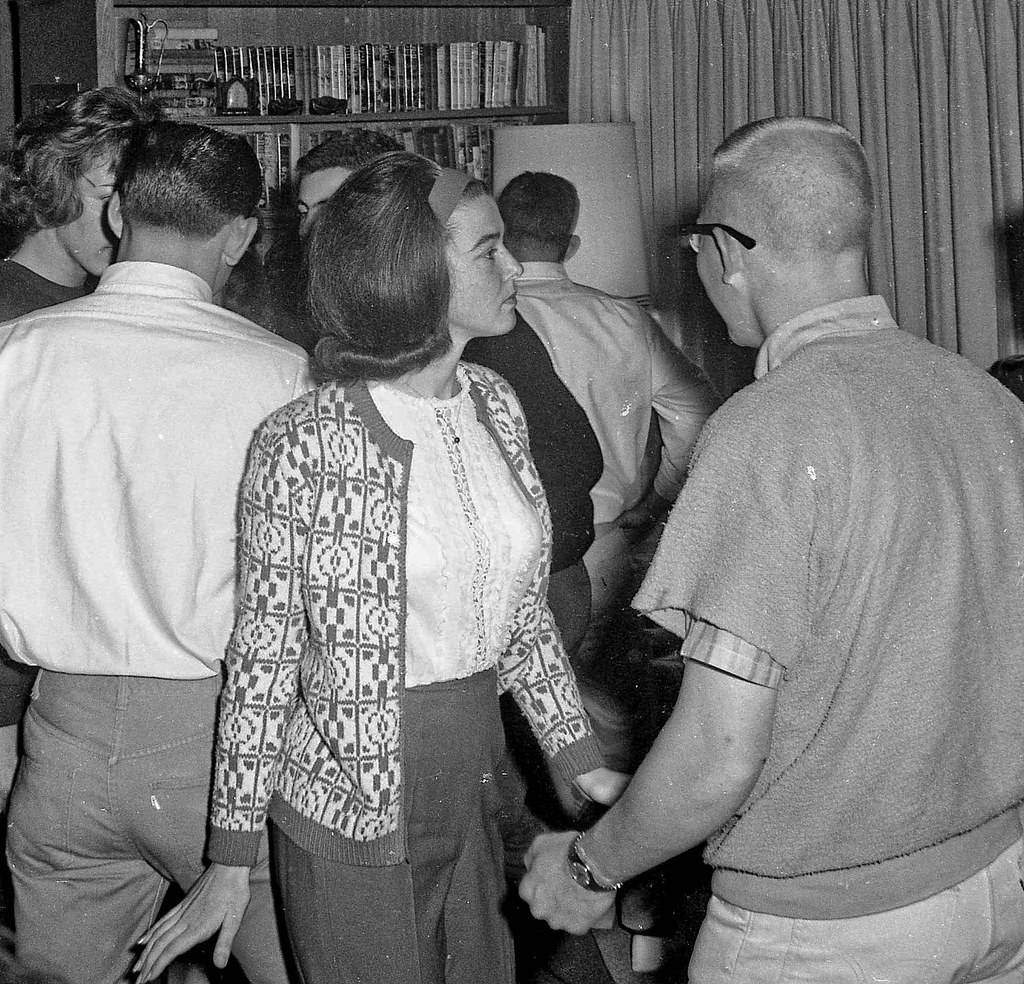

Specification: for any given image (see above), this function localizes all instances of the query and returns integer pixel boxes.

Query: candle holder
[124,14,168,97]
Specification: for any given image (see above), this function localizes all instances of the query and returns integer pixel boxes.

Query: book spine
[437,45,449,112]
[369,43,382,113]
[276,131,290,207]
[452,43,462,111]
[524,27,538,106]
[479,125,492,187]
[471,125,483,181]
[483,40,494,109]
[506,41,519,108]
[538,26,547,105]
[329,44,341,101]
[360,44,372,113]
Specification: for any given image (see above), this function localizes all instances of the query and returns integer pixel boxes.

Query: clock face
[225,78,249,110]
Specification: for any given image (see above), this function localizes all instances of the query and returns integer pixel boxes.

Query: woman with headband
[135,151,627,984]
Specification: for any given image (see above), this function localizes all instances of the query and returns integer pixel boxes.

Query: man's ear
[713,228,749,286]
[223,215,259,268]
[108,190,124,238]
[563,234,581,262]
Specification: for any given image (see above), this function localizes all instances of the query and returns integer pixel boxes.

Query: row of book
[130,24,550,117]
[243,120,525,211]
[309,122,502,181]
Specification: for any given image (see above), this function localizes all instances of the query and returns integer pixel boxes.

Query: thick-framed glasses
[680,222,757,253]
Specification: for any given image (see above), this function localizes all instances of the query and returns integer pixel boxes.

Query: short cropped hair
[0,86,157,254]
[296,128,402,179]
[497,171,579,257]
[705,116,874,259]
[118,121,262,238]
[306,150,486,383]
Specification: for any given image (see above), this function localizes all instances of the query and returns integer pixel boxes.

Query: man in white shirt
[497,172,717,770]
[0,120,311,984]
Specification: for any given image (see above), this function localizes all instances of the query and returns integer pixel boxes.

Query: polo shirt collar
[755,295,896,379]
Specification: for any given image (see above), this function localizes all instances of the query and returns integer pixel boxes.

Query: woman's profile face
[445,195,522,349]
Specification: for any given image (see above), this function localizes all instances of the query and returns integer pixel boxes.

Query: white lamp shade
[491,123,649,299]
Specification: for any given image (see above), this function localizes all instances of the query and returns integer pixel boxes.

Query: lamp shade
[491,123,649,300]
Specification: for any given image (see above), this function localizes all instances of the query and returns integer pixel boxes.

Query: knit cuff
[550,733,605,785]
[206,825,265,868]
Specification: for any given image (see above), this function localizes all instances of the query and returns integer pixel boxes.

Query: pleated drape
[570,0,1024,390]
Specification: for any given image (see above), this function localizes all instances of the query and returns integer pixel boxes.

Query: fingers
[134,905,242,981]
[589,769,631,806]
[134,917,193,983]
[132,867,250,981]
[519,829,616,935]
[519,874,614,936]
[134,901,216,982]
[574,767,631,806]
[212,918,242,970]
[523,830,568,871]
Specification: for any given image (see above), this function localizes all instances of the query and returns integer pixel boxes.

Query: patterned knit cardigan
[208,363,603,867]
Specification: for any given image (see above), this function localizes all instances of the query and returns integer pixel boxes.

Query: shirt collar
[515,261,569,284]
[96,261,214,304]
[755,295,896,379]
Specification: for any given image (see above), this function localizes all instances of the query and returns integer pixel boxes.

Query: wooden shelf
[110,0,568,6]
[195,106,564,125]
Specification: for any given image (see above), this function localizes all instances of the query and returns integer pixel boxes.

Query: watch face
[567,855,592,888]
[567,839,619,892]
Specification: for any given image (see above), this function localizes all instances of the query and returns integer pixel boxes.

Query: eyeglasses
[680,222,757,253]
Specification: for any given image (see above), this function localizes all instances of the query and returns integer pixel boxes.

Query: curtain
[570,0,1024,396]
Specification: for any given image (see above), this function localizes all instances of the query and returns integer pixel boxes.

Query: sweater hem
[710,806,1022,919]
[267,795,407,866]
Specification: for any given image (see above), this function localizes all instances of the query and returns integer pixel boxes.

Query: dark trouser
[272,669,514,984]
[7,670,289,984]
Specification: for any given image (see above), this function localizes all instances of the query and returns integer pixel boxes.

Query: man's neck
[510,245,564,265]
[118,230,221,292]
[757,255,870,340]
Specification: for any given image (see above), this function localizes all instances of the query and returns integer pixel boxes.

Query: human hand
[519,831,617,934]
[617,491,672,535]
[133,863,252,982]
[574,767,630,807]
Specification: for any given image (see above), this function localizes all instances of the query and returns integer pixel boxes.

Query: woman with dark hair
[135,151,626,984]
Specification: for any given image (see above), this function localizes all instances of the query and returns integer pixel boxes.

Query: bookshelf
[11,0,567,255]
[86,0,569,189]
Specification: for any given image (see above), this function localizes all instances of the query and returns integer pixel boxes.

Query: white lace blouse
[369,365,543,687]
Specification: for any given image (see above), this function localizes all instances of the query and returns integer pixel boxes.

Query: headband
[428,167,472,223]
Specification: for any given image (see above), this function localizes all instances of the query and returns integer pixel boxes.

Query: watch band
[566,833,622,893]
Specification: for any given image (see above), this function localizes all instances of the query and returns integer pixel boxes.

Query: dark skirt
[271,668,515,984]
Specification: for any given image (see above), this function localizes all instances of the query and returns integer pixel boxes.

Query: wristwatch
[566,833,622,892]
